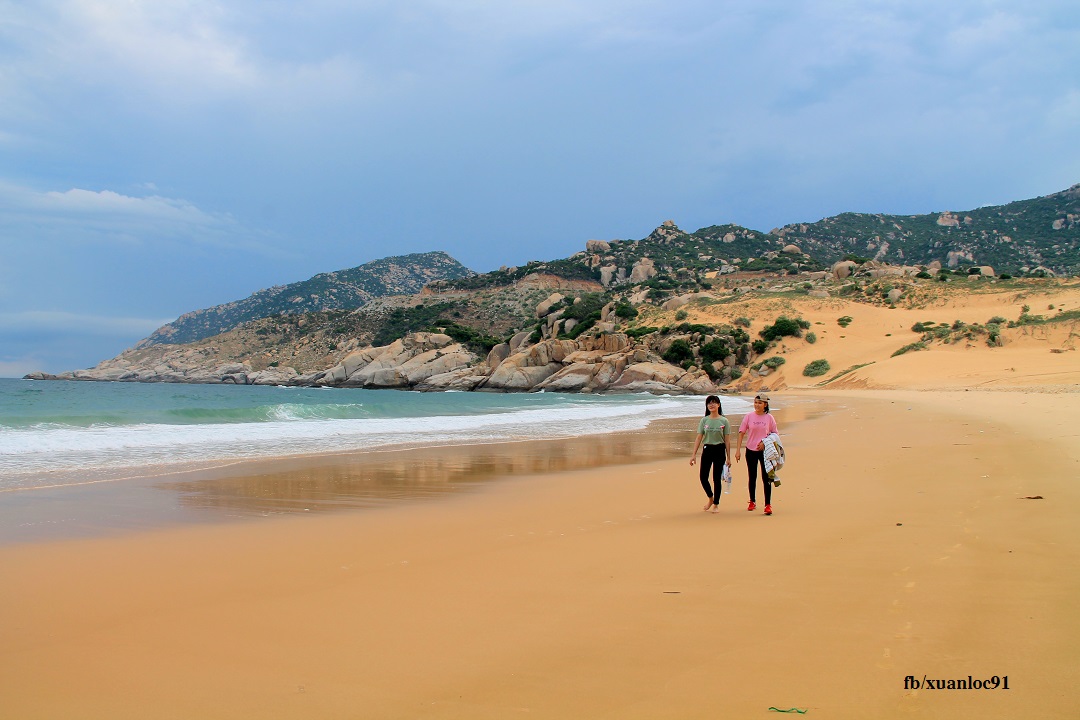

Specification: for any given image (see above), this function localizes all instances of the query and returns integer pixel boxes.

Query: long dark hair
[704,395,722,416]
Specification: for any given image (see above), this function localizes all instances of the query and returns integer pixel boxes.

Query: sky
[1,1,1078,376]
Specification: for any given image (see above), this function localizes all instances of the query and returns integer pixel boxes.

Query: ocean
[0,378,751,493]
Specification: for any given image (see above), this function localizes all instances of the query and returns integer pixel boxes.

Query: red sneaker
[747,501,756,511]
[764,504,773,515]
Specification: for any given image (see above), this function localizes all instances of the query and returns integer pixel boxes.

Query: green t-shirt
[697,415,730,446]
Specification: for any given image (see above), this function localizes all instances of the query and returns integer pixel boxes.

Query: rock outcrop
[42,331,723,396]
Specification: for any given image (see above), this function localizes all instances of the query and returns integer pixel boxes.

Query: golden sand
[3,280,1079,718]
[1,389,1077,719]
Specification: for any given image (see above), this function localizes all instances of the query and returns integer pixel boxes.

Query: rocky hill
[138,251,474,346]
[772,183,1080,276]
[32,184,1080,394]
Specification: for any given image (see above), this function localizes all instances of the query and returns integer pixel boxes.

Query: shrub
[805,331,817,344]
[837,316,853,328]
[735,317,752,328]
[803,359,831,377]
[614,301,638,320]
[700,340,731,365]
[730,367,743,379]
[662,339,694,365]
[988,316,1007,325]
[563,315,599,339]
[675,323,714,334]
[626,326,659,339]
[441,322,503,353]
[760,316,803,341]
[763,356,787,369]
[751,339,769,354]
[562,294,607,323]
[892,341,927,357]
[796,318,811,330]
[911,321,937,332]
[999,273,1012,280]
[674,309,689,321]
[915,271,932,279]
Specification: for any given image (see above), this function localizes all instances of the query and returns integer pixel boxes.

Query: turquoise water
[0,379,750,491]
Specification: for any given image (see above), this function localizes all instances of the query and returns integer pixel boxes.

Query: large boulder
[483,362,562,390]
[508,330,532,353]
[249,366,301,385]
[832,260,857,279]
[536,293,565,318]
[365,367,408,388]
[610,361,684,389]
[679,373,719,394]
[591,355,629,389]
[535,363,598,392]
[415,367,489,392]
[398,347,475,384]
[629,258,658,283]
[662,294,693,311]
[486,343,511,369]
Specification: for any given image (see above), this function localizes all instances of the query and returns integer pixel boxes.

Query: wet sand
[0,416,703,544]
[1,391,1077,718]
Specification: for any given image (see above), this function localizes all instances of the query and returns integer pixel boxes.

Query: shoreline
[0,396,823,546]
[2,389,1077,718]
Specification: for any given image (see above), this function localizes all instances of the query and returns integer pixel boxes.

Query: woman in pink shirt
[736,393,779,515]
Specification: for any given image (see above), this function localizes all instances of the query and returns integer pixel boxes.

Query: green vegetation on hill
[141,252,474,347]
[774,184,1080,275]
[116,184,1079,386]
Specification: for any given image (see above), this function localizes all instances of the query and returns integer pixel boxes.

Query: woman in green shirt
[690,395,732,513]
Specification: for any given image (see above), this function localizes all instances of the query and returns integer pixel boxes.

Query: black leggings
[745,448,772,505]
[699,444,726,503]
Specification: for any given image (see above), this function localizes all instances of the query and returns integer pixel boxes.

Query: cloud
[40,188,221,223]
[0,181,280,252]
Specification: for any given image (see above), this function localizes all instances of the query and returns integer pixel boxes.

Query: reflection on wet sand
[154,398,826,518]
[158,423,697,517]
[0,399,828,544]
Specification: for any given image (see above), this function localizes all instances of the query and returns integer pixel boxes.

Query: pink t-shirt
[739,412,778,452]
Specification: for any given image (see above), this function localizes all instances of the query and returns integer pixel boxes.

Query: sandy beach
[2,388,1077,719]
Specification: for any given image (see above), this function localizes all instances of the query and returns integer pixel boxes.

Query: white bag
[720,463,732,493]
